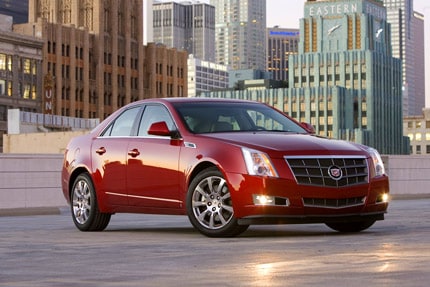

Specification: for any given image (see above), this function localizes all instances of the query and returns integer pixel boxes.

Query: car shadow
[103,225,376,238]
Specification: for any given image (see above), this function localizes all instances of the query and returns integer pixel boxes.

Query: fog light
[253,195,275,205]
[381,193,389,203]
[377,193,390,203]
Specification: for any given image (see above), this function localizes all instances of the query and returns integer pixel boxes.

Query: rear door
[91,106,141,206]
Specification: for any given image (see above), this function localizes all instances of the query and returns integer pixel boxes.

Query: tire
[70,173,111,231]
[186,167,248,237]
[325,220,376,233]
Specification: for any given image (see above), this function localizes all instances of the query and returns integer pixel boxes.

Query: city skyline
[204,0,408,154]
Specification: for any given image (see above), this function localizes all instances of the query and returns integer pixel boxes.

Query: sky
[266,0,430,107]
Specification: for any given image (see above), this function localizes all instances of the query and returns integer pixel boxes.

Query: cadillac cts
[61,98,389,237]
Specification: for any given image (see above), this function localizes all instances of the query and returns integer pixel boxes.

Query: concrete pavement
[1,199,430,286]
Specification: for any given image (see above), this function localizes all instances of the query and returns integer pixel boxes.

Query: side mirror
[300,122,316,134]
[147,121,171,136]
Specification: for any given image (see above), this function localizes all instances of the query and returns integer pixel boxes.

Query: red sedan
[61,98,389,237]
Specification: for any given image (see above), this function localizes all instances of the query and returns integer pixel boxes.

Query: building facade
[210,0,266,71]
[267,27,300,82]
[13,0,187,121]
[412,11,425,114]
[153,1,215,62]
[0,14,43,152]
[203,0,409,155]
[404,108,430,155]
[383,0,425,116]
[187,54,228,97]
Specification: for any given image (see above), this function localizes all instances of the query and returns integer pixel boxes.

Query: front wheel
[70,173,111,231]
[186,167,248,237]
[325,220,376,233]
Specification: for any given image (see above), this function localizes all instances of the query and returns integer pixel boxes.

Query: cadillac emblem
[328,165,342,181]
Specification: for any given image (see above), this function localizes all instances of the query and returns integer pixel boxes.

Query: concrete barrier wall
[0,154,66,209]
[383,155,430,197]
[0,154,429,212]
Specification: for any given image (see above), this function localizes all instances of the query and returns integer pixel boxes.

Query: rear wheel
[186,167,248,237]
[71,173,111,231]
[325,220,376,233]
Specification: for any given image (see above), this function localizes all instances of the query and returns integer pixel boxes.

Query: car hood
[201,132,368,158]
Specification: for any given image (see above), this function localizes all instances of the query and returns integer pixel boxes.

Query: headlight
[367,147,385,177]
[242,148,278,177]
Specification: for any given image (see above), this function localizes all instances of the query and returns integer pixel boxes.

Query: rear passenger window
[102,107,140,137]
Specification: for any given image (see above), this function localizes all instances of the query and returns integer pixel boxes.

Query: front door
[126,104,182,209]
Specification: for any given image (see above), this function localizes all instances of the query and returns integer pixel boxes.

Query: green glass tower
[287,0,409,154]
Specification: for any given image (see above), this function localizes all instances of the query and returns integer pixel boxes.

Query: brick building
[14,0,187,120]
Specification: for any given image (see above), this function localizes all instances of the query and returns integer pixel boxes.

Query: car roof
[129,97,259,106]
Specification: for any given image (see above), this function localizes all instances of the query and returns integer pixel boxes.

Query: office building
[203,0,409,154]
[404,108,430,154]
[210,0,266,71]
[153,1,215,62]
[267,27,300,82]
[412,11,425,114]
[187,54,228,97]
[383,0,425,116]
[144,0,153,44]
[0,14,43,152]
[229,69,272,88]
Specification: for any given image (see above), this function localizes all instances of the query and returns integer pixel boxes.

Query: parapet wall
[0,154,65,209]
[383,155,430,198]
[0,154,429,212]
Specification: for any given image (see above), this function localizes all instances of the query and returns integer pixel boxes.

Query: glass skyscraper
[210,0,266,71]
[267,27,300,82]
[153,1,215,62]
[383,0,425,116]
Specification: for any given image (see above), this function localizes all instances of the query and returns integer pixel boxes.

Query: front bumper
[237,211,385,225]
[226,172,390,221]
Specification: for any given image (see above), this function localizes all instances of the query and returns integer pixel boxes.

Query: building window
[7,81,12,96]
[0,54,6,70]
[23,84,31,99]
[416,133,422,141]
[416,145,421,154]
[427,145,430,154]
[23,59,31,74]
[0,79,5,95]
[416,121,422,128]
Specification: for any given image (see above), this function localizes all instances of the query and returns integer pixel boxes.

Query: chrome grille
[285,156,368,187]
[303,196,366,209]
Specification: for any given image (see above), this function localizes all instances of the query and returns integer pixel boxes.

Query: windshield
[173,101,307,134]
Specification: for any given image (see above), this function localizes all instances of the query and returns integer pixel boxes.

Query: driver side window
[138,105,175,136]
